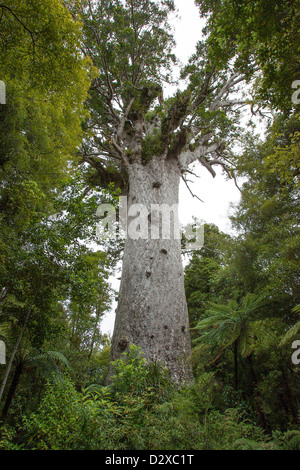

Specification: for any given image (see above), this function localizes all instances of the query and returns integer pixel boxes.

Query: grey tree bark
[110,156,192,382]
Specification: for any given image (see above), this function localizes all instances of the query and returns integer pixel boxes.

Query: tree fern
[279,305,300,346]
[192,294,266,388]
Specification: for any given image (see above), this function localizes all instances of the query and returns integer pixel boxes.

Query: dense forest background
[0,0,299,450]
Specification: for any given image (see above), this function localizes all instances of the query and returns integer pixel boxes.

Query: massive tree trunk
[81,0,252,385]
[110,156,192,382]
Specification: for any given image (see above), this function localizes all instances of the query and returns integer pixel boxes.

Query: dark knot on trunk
[118,335,129,353]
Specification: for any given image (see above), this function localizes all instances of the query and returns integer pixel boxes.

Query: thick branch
[207,157,241,191]
[209,72,245,111]
[191,69,215,110]
[116,97,135,144]
[178,135,223,170]
[211,99,249,112]
[209,67,260,112]
[198,155,216,178]
[81,155,127,191]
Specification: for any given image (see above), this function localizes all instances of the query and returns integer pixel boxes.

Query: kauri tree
[78,0,259,381]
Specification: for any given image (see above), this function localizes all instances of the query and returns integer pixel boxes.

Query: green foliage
[21,376,98,450]
[196,0,300,112]
[0,424,21,450]
[0,1,99,402]
[141,129,165,163]
[183,110,300,432]
[193,294,265,358]
[264,114,300,190]
[81,0,176,89]
[110,344,150,397]
[280,305,300,347]
[0,0,92,188]
[184,223,232,327]
[272,429,300,450]
[231,114,300,306]
[110,344,173,401]
[0,349,282,450]
[78,0,177,180]
[0,0,93,92]
[205,408,270,450]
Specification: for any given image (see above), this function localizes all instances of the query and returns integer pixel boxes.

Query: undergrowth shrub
[0,345,294,450]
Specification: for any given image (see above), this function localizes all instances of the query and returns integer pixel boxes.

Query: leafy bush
[0,424,22,450]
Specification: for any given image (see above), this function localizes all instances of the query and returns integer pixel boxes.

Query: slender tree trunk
[88,305,101,360]
[0,309,31,403]
[247,355,267,429]
[110,157,192,382]
[280,365,298,421]
[233,340,238,390]
[1,361,24,420]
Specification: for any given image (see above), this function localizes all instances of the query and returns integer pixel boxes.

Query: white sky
[100,0,243,335]
[170,0,242,233]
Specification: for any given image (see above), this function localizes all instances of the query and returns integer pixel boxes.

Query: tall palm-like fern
[193,294,265,389]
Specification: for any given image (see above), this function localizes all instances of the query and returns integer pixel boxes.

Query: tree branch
[178,135,225,170]
[197,155,241,191]
[0,5,34,37]
[209,67,260,112]
[191,69,216,110]
[182,175,204,202]
[116,96,135,144]
[210,72,244,109]
[198,155,216,178]
[209,158,241,191]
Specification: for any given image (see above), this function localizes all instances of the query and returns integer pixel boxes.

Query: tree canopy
[195,0,300,112]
